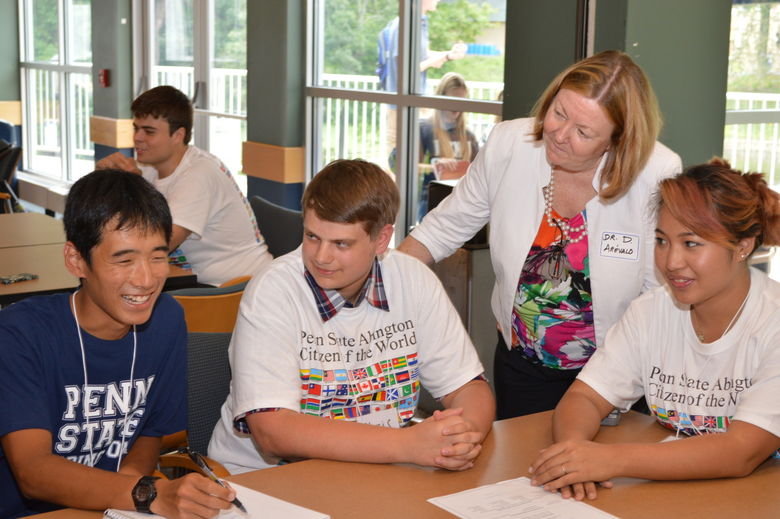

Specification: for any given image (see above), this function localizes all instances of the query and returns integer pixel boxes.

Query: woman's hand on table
[528,439,617,500]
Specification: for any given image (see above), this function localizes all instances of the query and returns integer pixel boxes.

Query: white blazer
[411,117,682,348]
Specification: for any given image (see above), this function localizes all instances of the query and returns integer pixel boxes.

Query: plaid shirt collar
[304,258,390,322]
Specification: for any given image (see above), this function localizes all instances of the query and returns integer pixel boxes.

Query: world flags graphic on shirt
[296,350,425,425]
[366,362,384,377]
[652,406,733,436]
[333,397,351,407]
[395,370,410,383]
[392,357,408,369]
[301,397,320,413]
[398,397,416,409]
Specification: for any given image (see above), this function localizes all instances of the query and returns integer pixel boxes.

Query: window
[725,0,780,189]
[307,0,505,239]
[134,0,247,183]
[19,0,94,182]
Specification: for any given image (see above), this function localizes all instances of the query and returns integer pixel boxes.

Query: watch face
[132,476,159,512]
[134,483,154,500]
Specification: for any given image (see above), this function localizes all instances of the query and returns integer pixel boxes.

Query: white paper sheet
[428,476,620,519]
[105,482,329,519]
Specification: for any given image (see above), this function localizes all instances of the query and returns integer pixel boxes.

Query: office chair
[167,276,250,333]
[158,332,232,477]
[0,146,22,214]
[250,195,303,258]
[0,119,18,147]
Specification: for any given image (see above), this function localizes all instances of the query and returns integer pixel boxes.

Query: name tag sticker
[600,231,640,261]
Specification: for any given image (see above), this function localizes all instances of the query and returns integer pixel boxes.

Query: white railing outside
[724,91,780,188]
[152,66,247,117]
[52,66,779,189]
[319,73,503,166]
[27,68,94,180]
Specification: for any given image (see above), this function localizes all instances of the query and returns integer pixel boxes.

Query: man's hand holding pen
[187,449,248,514]
[150,473,237,518]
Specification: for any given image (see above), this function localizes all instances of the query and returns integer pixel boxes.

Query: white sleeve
[578,299,647,411]
[166,161,218,238]
[732,330,780,438]
[228,272,303,418]
[640,146,682,294]
[409,123,500,262]
[405,259,485,398]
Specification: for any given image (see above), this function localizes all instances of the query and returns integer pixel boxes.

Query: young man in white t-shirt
[208,159,495,474]
[96,86,271,286]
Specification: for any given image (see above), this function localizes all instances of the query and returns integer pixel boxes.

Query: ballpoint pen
[186,448,248,514]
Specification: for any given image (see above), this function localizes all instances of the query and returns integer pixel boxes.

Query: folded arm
[246,382,493,472]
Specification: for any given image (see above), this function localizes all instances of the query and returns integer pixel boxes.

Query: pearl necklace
[543,170,588,244]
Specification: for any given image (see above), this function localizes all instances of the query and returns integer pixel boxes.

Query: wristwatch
[131,476,160,514]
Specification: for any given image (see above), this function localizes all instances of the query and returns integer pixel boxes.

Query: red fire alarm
[98,69,110,88]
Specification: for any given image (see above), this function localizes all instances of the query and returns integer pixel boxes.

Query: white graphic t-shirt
[580,268,780,440]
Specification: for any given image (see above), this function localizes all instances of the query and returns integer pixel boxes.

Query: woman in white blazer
[399,50,682,419]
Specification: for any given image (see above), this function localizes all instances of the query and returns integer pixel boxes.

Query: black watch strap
[131,475,160,514]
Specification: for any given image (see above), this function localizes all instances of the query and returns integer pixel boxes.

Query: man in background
[98,85,272,286]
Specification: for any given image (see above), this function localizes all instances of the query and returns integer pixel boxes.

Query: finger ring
[561,465,567,476]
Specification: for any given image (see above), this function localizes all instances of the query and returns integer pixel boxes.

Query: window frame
[305,0,502,241]
[18,0,93,183]
[132,0,248,178]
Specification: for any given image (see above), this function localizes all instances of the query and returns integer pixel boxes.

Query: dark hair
[131,85,193,144]
[302,159,399,237]
[64,169,173,264]
[657,158,780,255]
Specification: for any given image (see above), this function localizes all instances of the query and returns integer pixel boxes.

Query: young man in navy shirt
[0,170,234,517]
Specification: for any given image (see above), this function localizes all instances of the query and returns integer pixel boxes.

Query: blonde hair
[532,50,662,200]
[433,72,472,161]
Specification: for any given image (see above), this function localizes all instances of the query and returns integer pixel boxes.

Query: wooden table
[0,243,198,306]
[0,212,65,248]
[31,411,780,518]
